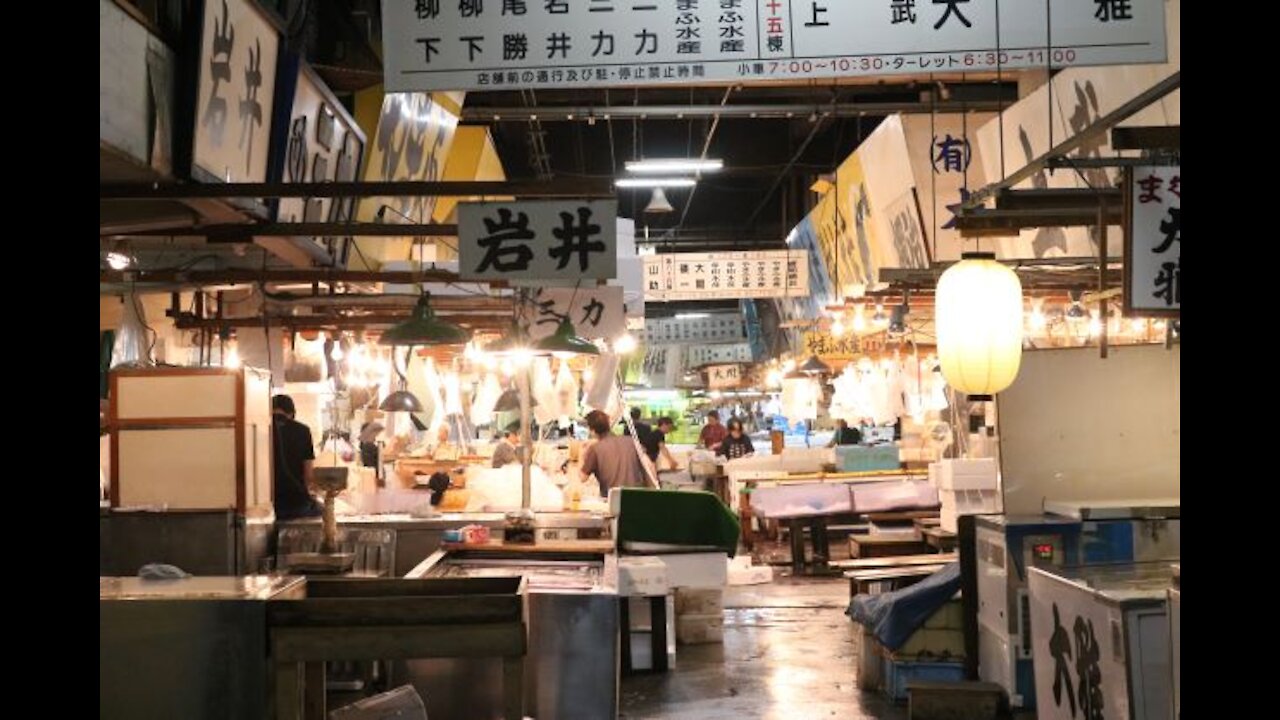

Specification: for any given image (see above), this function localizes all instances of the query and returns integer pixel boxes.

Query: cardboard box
[618,556,670,596]
[675,587,724,616]
[676,612,724,644]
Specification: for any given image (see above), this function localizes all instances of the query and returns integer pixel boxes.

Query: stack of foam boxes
[675,587,725,645]
[931,458,1001,533]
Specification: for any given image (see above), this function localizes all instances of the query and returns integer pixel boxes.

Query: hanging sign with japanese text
[686,343,754,367]
[526,286,628,341]
[1125,165,1179,317]
[459,200,618,282]
[801,331,862,362]
[644,250,808,301]
[192,0,280,184]
[706,364,745,390]
[381,0,1167,92]
[644,314,746,345]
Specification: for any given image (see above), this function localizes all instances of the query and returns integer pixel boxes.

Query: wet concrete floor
[620,574,907,720]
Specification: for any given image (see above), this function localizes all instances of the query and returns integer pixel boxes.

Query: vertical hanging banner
[191,0,280,184]
[459,200,619,283]
[1124,166,1180,317]
[900,113,996,263]
[527,286,627,341]
[380,0,1167,92]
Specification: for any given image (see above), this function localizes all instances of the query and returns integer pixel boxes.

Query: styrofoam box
[329,684,427,720]
[618,556,670,597]
[656,552,729,589]
[675,587,724,616]
[676,612,724,644]
[850,480,939,514]
[933,458,999,491]
[940,489,1001,533]
[728,564,774,586]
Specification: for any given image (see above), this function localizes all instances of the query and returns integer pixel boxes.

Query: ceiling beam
[100,179,614,201]
[994,188,1122,211]
[100,269,462,285]
[1110,126,1180,151]
[109,222,459,239]
[967,71,1180,207]
[173,314,511,331]
[955,207,1123,236]
[462,100,1010,122]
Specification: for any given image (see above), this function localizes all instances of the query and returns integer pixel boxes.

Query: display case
[1028,562,1175,720]
[109,366,273,514]
[975,514,1083,709]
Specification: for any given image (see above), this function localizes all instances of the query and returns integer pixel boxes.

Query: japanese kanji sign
[526,286,627,341]
[1125,165,1179,317]
[193,0,280,184]
[274,61,367,264]
[707,363,745,389]
[459,200,618,282]
[685,343,754,367]
[644,250,808,301]
[381,0,1167,92]
[645,313,746,345]
[801,331,862,361]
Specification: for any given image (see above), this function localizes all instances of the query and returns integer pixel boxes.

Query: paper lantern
[935,252,1024,399]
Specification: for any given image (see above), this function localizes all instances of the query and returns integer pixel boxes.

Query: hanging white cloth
[470,372,503,426]
[553,359,579,418]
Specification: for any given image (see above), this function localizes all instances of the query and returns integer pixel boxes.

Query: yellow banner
[810,151,882,296]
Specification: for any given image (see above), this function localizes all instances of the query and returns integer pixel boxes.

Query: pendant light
[533,318,601,356]
[379,389,423,413]
[799,355,831,376]
[378,294,470,347]
[644,188,675,214]
[935,252,1024,400]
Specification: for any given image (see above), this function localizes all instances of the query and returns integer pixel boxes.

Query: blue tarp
[846,563,962,651]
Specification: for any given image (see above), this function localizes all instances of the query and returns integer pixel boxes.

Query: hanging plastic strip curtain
[111,294,153,368]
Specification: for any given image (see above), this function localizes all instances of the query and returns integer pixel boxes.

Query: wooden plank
[443,539,616,554]
[849,535,929,559]
[268,597,524,627]
[831,553,959,570]
[272,622,527,662]
[845,566,945,582]
[865,511,940,523]
[303,662,325,719]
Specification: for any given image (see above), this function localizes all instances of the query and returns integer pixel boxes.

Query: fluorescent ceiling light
[625,158,723,173]
[615,177,697,189]
[675,313,710,320]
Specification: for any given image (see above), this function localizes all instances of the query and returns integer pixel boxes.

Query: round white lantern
[935,252,1024,399]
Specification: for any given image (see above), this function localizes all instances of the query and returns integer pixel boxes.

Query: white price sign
[459,200,618,283]
[381,0,1167,92]
[644,250,808,301]
[1125,165,1179,316]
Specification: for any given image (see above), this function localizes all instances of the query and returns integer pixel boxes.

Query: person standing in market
[580,409,648,498]
[491,423,522,468]
[623,407,652,442]
[643,417,681,470]
[271,395,323,520]
[716,418,756,461]
[698,410,728,451]
[828,419,863,447]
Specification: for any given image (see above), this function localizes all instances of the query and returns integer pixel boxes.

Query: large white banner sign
[459,200,618,282]
[644,250,808,301]
[382,0,1167,92]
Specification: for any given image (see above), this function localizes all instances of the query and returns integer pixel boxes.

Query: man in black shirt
[271,395,322,520]
[643,417,680,470]
[829,418,863,447]
[623,407,652,442]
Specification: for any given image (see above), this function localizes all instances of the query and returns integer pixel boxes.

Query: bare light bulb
[106,252,132,270]
[872,303,888,325]
[330,342,345,362]
[1028,299,1047,332]
[831,318,845,337]
[613,333,638,354]
[224,341,241,369]
[1088,311,1102,338]
[852,305,868,333]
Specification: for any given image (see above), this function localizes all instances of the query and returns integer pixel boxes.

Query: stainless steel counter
[278,511,610,577]
[100,575,304,720]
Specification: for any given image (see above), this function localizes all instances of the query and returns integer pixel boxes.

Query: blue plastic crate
[880,656,966,702]
[835,445,901,473]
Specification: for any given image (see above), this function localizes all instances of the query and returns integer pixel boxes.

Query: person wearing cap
[271,394,322,520]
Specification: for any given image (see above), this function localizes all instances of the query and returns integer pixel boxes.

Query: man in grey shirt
[580,409,648,497]
[491,424,522,468]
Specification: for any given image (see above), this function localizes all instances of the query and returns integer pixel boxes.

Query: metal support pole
[518,363,533,510]
[1099,199,1108,359]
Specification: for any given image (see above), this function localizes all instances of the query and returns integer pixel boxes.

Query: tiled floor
[620,575,908,720]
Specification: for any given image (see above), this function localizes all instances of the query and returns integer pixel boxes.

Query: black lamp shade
[378,295,470,347]
[532,319,600,356]
[379,390,423,413]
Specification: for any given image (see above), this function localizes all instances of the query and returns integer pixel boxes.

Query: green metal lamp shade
[379,389,423,413]
[378,295,470,347]
[799,355,831,375]
[483,325,535,356]
[532,319,601,356]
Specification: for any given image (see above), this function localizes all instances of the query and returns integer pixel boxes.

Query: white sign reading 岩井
[644,251,808,301]
[526,286,628,341]
[707,364,745,389]
[193,0,279,184]
[459,200,618,282]
[1126,166,1179,316]
[381,0,1167,92]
